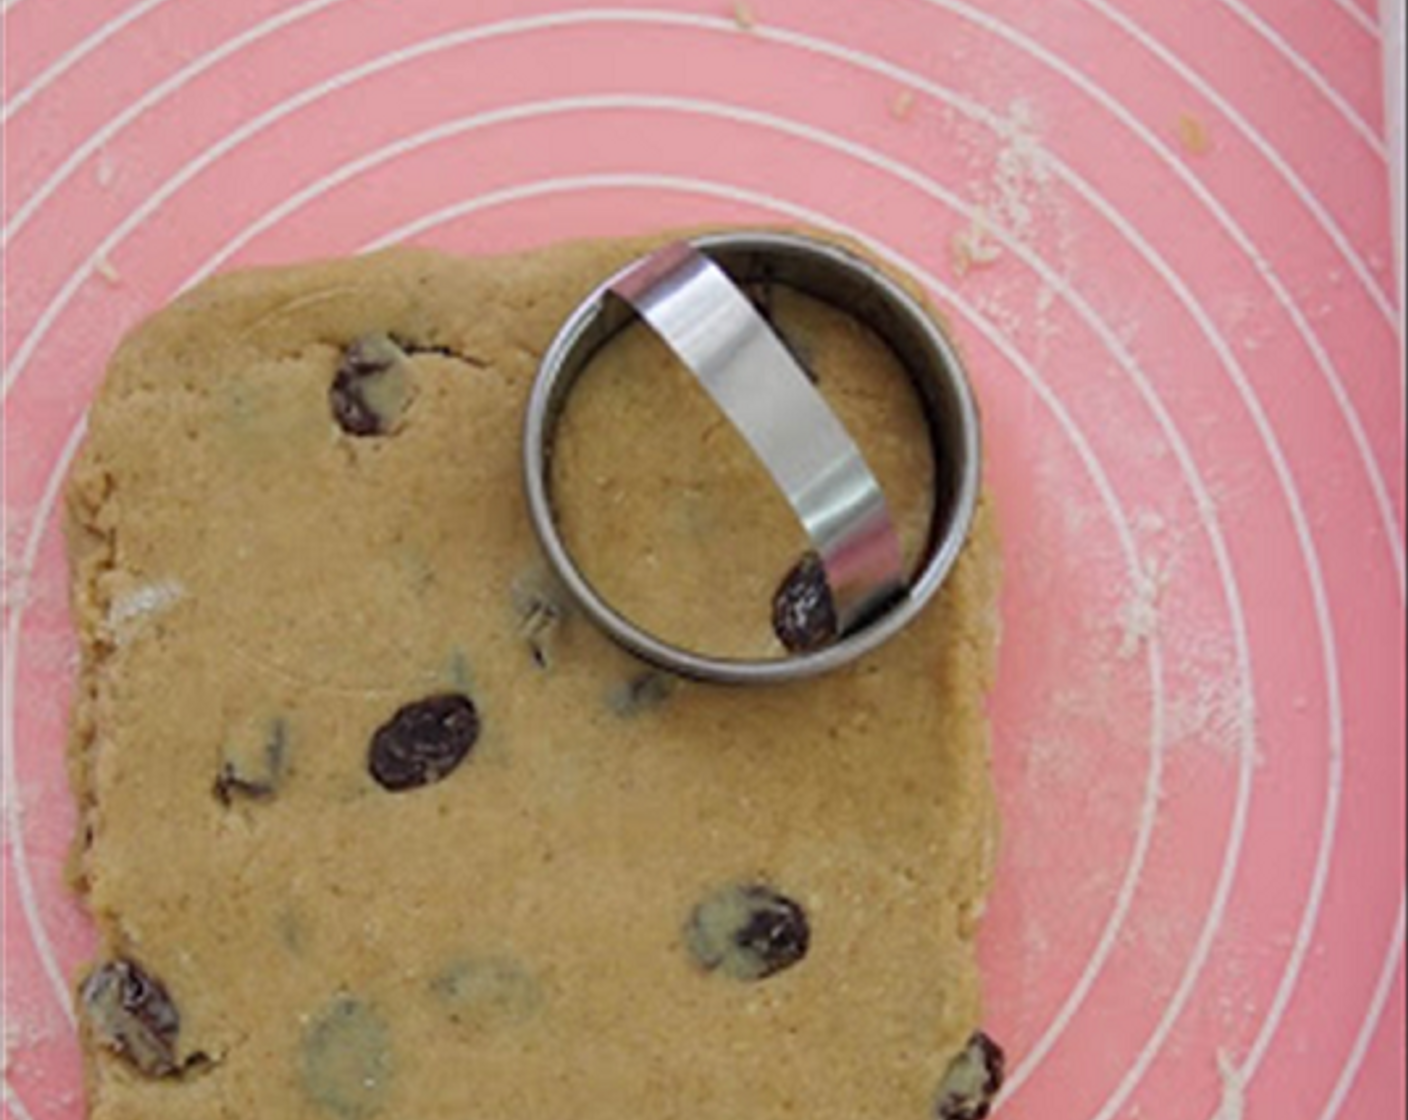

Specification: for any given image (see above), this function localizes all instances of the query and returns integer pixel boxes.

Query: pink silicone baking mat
[3,1,1405,1116]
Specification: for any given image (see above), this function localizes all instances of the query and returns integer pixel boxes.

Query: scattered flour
[106,579,185,643]
[950,98,1076,354]
[1023,423,1253,764]
[950,99,1051,279]
[95,149,117,188]
[1134,510,1167,537]
[1035,280,1057,315]
[2,1013,23,1075]
[1117,557,1167,660]
[2,506,36,614]
[985,100,1054,244]
[950,210,1004,276]
[1,986,68,1078]
[1165,671,1252,759]
[1,777,41,835]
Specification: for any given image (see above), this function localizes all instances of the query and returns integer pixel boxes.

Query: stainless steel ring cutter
[524,230,981,685]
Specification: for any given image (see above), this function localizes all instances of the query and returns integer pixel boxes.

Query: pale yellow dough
[66,231,1001,1120]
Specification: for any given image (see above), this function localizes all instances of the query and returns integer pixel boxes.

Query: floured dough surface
[66,231,1002,1120]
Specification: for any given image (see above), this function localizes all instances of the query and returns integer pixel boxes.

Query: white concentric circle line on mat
[2,0,176,123]
[0,0,345,249]
[1,417,90,1027]
[7,7,1400,623]
[1319,899,1406,1120]
[2,1079,39,1120]
[1327,0,1384,38]
[1214,0,1386,157]
[913,0,1404,591]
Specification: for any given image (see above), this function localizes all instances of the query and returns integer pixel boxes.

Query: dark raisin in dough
[79,959,182,1077]
[368,692,479,792]
[329,333,412,437]
[686,884,811,981]
[934,1031,1006,1120]
[772,552,839,653]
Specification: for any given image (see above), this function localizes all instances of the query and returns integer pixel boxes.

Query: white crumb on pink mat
[91,253,122,287]
[2,986,68,1076]
[1117,558,1167,661]
[94,150,116,189]
[2,505,38,614]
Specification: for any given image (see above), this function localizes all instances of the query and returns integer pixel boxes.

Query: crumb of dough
[106,578,184,644]
[950,214,1003,277]
[1177,112,1212,156]
[890,89,917,121]
[92,252,122,286]
[731,1,758,30]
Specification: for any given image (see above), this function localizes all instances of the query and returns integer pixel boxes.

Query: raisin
[329,333,413,437]
[301,996,392,1119]
[772,552,838,653]
[368,693,478,792]
[935,1031,1006,1120]
[686,884,810,981]
[79,959,182,1077]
